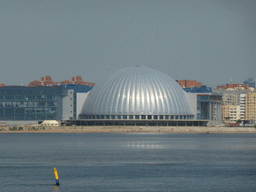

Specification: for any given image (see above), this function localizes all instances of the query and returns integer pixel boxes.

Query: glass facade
[0,85,93,121]
[197,95,210,120]
[0,86,62,121]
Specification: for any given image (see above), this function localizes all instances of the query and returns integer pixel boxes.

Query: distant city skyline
[1,0,255,88]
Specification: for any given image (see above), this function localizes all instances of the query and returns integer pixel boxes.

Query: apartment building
[245,92,256,123]
[240,94,246,122]
[222,92,240,105]
[222,105,240,123]
[214,87,256,124]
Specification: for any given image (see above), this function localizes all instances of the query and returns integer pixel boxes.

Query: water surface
[0,133,255,191]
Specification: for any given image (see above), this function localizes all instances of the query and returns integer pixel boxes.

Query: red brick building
[28,76,95,87]
[176,80,202,88]
[217,84,249,90]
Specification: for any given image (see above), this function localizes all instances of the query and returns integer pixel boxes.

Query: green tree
[236,119,242,123]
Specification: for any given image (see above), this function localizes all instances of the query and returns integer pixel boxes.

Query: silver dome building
[76,67,199,126]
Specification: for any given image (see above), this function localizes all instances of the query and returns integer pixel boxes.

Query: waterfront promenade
[0,126,256,134]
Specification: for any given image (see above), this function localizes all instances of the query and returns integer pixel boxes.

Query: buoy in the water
[53,167,59,185]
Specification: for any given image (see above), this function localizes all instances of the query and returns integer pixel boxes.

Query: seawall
[0,126,256,133]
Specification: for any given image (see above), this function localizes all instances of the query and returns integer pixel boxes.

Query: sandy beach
[0,125,256,134]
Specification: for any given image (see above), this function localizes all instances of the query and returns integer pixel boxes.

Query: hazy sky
[1,0,255,88]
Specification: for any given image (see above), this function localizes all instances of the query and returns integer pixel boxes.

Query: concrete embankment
[0,126,256,133]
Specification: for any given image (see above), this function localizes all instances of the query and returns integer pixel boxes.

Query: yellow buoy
[53,167,59,185]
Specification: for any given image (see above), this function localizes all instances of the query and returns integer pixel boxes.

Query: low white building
[41,120,60,126]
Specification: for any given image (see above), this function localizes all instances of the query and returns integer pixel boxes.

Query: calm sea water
[0,133,255,192]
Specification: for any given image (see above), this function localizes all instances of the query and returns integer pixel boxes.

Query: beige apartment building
[222,105,240,123]
[222,92,256,124]
[245,92,256,123]
[214,88,256,124]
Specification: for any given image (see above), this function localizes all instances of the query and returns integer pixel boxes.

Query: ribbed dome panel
[80,67,193,116]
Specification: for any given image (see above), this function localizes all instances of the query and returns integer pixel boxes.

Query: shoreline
[0,126,256,134]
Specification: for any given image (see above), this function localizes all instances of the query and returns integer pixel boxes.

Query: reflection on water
[53,185,58,192]
[126,141,163,148]
[0,133,256,192]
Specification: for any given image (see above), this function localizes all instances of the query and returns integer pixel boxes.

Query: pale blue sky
[1,0,255,88]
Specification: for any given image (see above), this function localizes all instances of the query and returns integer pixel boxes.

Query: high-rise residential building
[214,87,256,124]
[245,92,256,123]
[240,94,246,122]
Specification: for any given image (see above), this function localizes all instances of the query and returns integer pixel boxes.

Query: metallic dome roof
[80,67,193,116]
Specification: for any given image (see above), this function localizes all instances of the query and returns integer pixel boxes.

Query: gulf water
[0,133,255,192]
